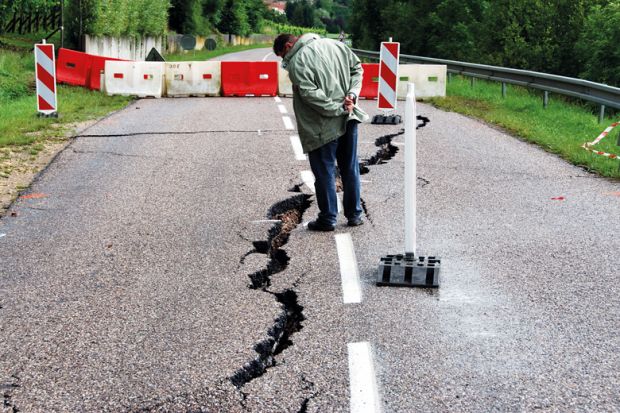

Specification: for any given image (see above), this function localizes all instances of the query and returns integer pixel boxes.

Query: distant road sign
[205,38,217,51]
[180,35,196,51]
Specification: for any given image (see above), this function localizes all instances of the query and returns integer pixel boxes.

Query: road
[0,48,619,412]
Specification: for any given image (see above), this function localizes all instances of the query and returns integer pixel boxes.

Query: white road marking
[251,219,282,224]
[360,179,371,183]
[289,135,307,161]
[262,52,274,61]
[274,96,282,103]
[335,233,362,304]
[300,170,315,193]
[278,104,288,114]
[337,194,343,213]
[348,342,382,413]
[0,233,5,238]
[283,116,295,130]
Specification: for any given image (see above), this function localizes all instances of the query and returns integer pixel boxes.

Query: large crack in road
[230,194,312,400]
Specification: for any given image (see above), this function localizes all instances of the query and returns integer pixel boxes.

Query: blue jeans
[308,121,362,226]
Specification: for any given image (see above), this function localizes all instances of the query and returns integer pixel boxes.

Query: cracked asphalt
[1,48,619,412]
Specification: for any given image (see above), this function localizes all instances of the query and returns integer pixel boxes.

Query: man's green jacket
[281,34,369,153]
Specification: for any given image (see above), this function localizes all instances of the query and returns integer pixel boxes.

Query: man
[273,33,369,231]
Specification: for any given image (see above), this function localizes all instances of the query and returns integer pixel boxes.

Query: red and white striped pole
[34,40,58,117]
[378,38,400,112]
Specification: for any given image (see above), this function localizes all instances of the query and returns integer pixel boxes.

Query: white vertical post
[404,83,417,256]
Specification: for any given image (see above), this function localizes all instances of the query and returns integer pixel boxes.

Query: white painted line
[335,233,362,304]
[300,170,315,193]
[262,52,274,61]
[348,342,382,413]
[278,104,288,114]
[290,135,307,161]
[392,142,405,147]
[337,194,343,213]
[251,219,282,224]
[360,179,372,183]
[0,233,5,238]
[283,116,295,130]
[274,96,282,103]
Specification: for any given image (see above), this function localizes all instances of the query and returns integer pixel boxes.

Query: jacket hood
[281,33,320,69]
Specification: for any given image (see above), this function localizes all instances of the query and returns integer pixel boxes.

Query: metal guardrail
[353,48,620,121]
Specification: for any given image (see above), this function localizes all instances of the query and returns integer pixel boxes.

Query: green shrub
[264,21,327,36]
[65,0,170,39]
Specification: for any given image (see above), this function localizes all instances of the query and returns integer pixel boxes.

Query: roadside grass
[0,33,132,149]
[164,43,271,61]
[0,83,131,148]
[428,75,620,179]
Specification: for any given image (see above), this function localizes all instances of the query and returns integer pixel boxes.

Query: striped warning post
[34,43,58,116]
[378,41,400,111]
[582,122,619,160]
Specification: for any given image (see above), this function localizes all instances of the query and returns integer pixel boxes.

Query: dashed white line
[335,233,362,304]
[348,342,382,413]
[300,170,315,193]
[278,104,288,114]
[274,96,282,103]
[251,219,282,224]
[282,116,295,130]
[289,135,307,161]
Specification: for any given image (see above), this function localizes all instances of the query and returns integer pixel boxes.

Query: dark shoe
[347,217,364,227]
[307,220,335,232]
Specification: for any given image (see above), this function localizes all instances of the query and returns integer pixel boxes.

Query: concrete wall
[166,34,274,54]
[84,35,164,61]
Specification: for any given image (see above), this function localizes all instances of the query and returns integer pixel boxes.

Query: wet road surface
[0,49,619,412]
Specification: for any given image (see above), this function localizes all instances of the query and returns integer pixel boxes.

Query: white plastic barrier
[397,65,446,99]
[165,61,221,97]
[105,61,164,98]
[278,66,293,96]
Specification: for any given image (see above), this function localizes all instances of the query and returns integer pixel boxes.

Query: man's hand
[344,95,355,114]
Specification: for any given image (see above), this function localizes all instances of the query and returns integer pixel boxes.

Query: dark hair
[273,33,295,56]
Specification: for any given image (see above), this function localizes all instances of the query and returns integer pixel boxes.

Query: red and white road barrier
[582,122,619,160]
[34,42,58,116]
[378,40,400,111]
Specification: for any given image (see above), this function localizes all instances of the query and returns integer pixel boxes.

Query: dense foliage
[167,0,269,35]
[351,0,620,86]
[286,0,350,32]
[264,21,327,36]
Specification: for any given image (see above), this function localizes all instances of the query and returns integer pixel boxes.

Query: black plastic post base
[37,112,58,118]
[377,253,440,288]
[371,114,402,125]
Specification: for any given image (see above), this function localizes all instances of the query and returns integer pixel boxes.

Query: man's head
[273,34,298,58]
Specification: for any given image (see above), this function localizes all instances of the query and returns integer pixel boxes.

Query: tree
[286,0,315,28]
[425,0,485,61]
[575,2,620,86]
[245,0,267,32]
[217,0,250,38]
[350,0,388,49]
[169,0,209,34]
